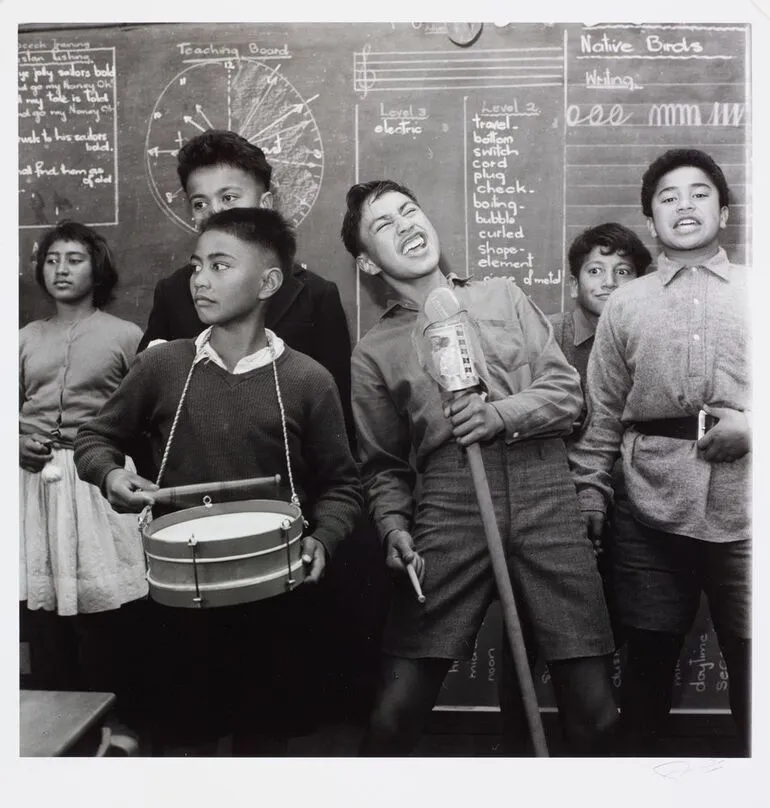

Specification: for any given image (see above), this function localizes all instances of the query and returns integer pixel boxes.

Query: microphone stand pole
[421,286,548,755]
[465,441,549,757]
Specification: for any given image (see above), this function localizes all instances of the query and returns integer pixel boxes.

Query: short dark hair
[568,222,653,279]
[176,130,272,193]
[35,220,118,308]
[199,207,296,274]
[341,180,419,257]
[641,148,730,218]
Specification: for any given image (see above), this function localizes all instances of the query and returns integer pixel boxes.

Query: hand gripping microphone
[422,286,549,757]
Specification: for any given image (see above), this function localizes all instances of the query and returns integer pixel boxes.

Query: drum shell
[142,499,305,608]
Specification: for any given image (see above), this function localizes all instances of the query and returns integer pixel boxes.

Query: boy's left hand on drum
[300,536,326,583]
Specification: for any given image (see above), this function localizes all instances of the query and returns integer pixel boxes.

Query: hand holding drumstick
[385,528,426,604]
[406,563,426,603]
[300,536,327,584]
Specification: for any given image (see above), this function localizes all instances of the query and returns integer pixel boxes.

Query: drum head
[152,510,291,542]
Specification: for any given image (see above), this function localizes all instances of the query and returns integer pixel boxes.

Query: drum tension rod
[281,519,295,588]
[186,497,212,608]
[187,534,204,608]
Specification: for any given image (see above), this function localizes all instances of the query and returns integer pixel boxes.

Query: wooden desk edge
[20,690,116,757]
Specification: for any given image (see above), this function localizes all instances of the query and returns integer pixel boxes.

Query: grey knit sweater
[75,340,362,557]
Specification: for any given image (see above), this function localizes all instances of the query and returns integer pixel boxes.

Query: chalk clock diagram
[145,58,324,232]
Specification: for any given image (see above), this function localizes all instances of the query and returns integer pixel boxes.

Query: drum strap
[268,336,304,522]
[138,331,307,530]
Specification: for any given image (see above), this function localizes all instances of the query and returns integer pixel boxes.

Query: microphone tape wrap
[421,286,483,394]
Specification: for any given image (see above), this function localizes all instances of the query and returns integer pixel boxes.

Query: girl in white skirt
[19,221,148,748]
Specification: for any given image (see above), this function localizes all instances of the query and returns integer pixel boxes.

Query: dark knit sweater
[74,340,362,557]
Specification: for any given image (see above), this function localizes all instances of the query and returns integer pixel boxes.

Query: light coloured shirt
[568,248,750,543]
[352,275,582,541]
[193,327,285,374]
[19,309,142,443]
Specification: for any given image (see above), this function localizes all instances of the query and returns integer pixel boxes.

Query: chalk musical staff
[354,44,377,97]
[353,45,563,94]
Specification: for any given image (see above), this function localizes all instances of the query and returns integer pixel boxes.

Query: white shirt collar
[193,327,285,374]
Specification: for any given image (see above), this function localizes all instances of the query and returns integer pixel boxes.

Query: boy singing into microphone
[342,180,618,756]
[76,208,361,754]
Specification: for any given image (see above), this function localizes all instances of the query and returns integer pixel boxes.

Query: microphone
[423,285,464,323]
[422,286,480,393]
[420,284,550,757]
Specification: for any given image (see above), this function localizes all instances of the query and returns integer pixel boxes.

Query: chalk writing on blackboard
[438,600,730,710]
[374,102,428,137]
[564,22,748,260]
[18,44,118,228]
[564,102,746,128]
[410,23,451,35]
[353,31,569,318]
[145,55,324,232]
[463,89,563,288]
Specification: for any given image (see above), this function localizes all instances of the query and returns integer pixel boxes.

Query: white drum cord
[138,332,304,530]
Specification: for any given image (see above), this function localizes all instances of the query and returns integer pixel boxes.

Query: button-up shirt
[352,275,582,541]
[568,248,750,543]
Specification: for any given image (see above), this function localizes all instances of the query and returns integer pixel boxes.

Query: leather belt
[632,416,703,440]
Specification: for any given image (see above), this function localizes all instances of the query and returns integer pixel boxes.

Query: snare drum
[141,499,306,608]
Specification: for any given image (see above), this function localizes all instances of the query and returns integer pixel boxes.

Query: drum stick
[406,561,426,603]
[152,475,281,507]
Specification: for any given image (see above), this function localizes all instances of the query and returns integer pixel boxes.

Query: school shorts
[610,516,751,639]
[382,438,615,662]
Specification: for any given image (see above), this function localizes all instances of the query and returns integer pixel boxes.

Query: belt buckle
[697,409,707,440]
[697,408,720,440]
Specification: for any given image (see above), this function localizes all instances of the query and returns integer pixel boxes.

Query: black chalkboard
[17,21,750,716]
[18,22,749,333]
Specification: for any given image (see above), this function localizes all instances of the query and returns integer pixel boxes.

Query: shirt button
[693,334,700,341]
[693,298,699,305]
[691,266,698,272]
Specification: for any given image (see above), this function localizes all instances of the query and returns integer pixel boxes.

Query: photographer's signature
[653,759,725,780]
